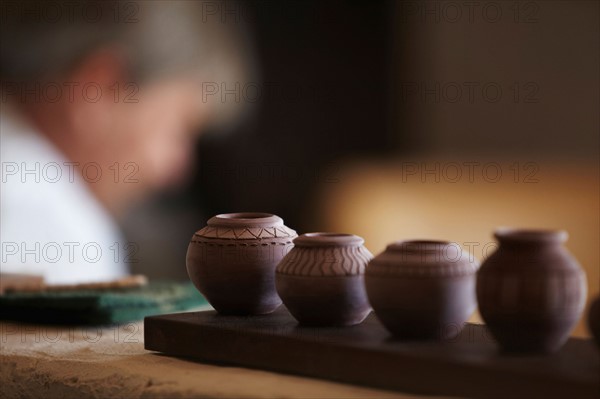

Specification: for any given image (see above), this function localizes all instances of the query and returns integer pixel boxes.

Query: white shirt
[1,105,128,284]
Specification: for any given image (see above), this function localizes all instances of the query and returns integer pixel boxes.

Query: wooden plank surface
[145,308,600,398]
[1,317,412,399]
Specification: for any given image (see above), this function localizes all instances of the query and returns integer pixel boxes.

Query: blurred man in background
[1,0,247,283]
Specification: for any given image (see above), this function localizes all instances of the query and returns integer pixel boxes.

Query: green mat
[0,282,208,325]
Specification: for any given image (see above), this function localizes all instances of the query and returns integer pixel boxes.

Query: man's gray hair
[1,0,255,127]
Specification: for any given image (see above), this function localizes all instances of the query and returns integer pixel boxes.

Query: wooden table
[0,318,434,398]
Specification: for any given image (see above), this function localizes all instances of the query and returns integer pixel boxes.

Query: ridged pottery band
[276,233,373,326]
[365,240,480,340]
[477,228,587,353]
[186,213,297,315]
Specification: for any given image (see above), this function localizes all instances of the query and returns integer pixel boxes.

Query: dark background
[125,0,599,302]
[192,0,396,229]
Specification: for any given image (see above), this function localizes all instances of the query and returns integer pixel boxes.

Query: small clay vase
[587,296,600,349]
[365,240,479,340]
[275,233,372,327]
[186,213,297,315]
[477,228,587,353]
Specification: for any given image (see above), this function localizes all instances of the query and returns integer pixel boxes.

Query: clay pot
[477,228,587,353]
[186,213,297,315]
[365,240,479,340]
[275,233,372,327]
[587,296,600,349]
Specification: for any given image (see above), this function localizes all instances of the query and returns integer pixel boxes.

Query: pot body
[365,240,479,340]
[275,233,372,326]
[589,296,600,349]
[186,213,297,315]
[477,229,587,353]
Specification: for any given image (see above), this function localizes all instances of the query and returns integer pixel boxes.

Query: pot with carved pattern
[366,240,480,340]
[186,212,297,315]
[275,233,373,326]
[477,228,587,353]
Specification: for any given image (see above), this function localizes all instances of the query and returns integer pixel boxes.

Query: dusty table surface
[0,317,444,399]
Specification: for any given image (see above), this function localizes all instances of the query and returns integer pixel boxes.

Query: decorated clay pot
[589,296,600,349]
[365,240,479,340]
[186,213,297,315]
[275,233,372,327]
[477,228,587,353]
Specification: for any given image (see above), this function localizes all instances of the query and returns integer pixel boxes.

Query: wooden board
[145,308,600,398]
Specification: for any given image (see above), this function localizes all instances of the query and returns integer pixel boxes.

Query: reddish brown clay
[186,213,297,315]
[365,240,479,340]
[587,296,600,349]
[275,233,372,327]
[477,228,587,353]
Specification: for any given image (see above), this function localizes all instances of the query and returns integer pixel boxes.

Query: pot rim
[207,212,283,227]
[386,240,455,253]
[294,232,364,247]
[494,227,568,243]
